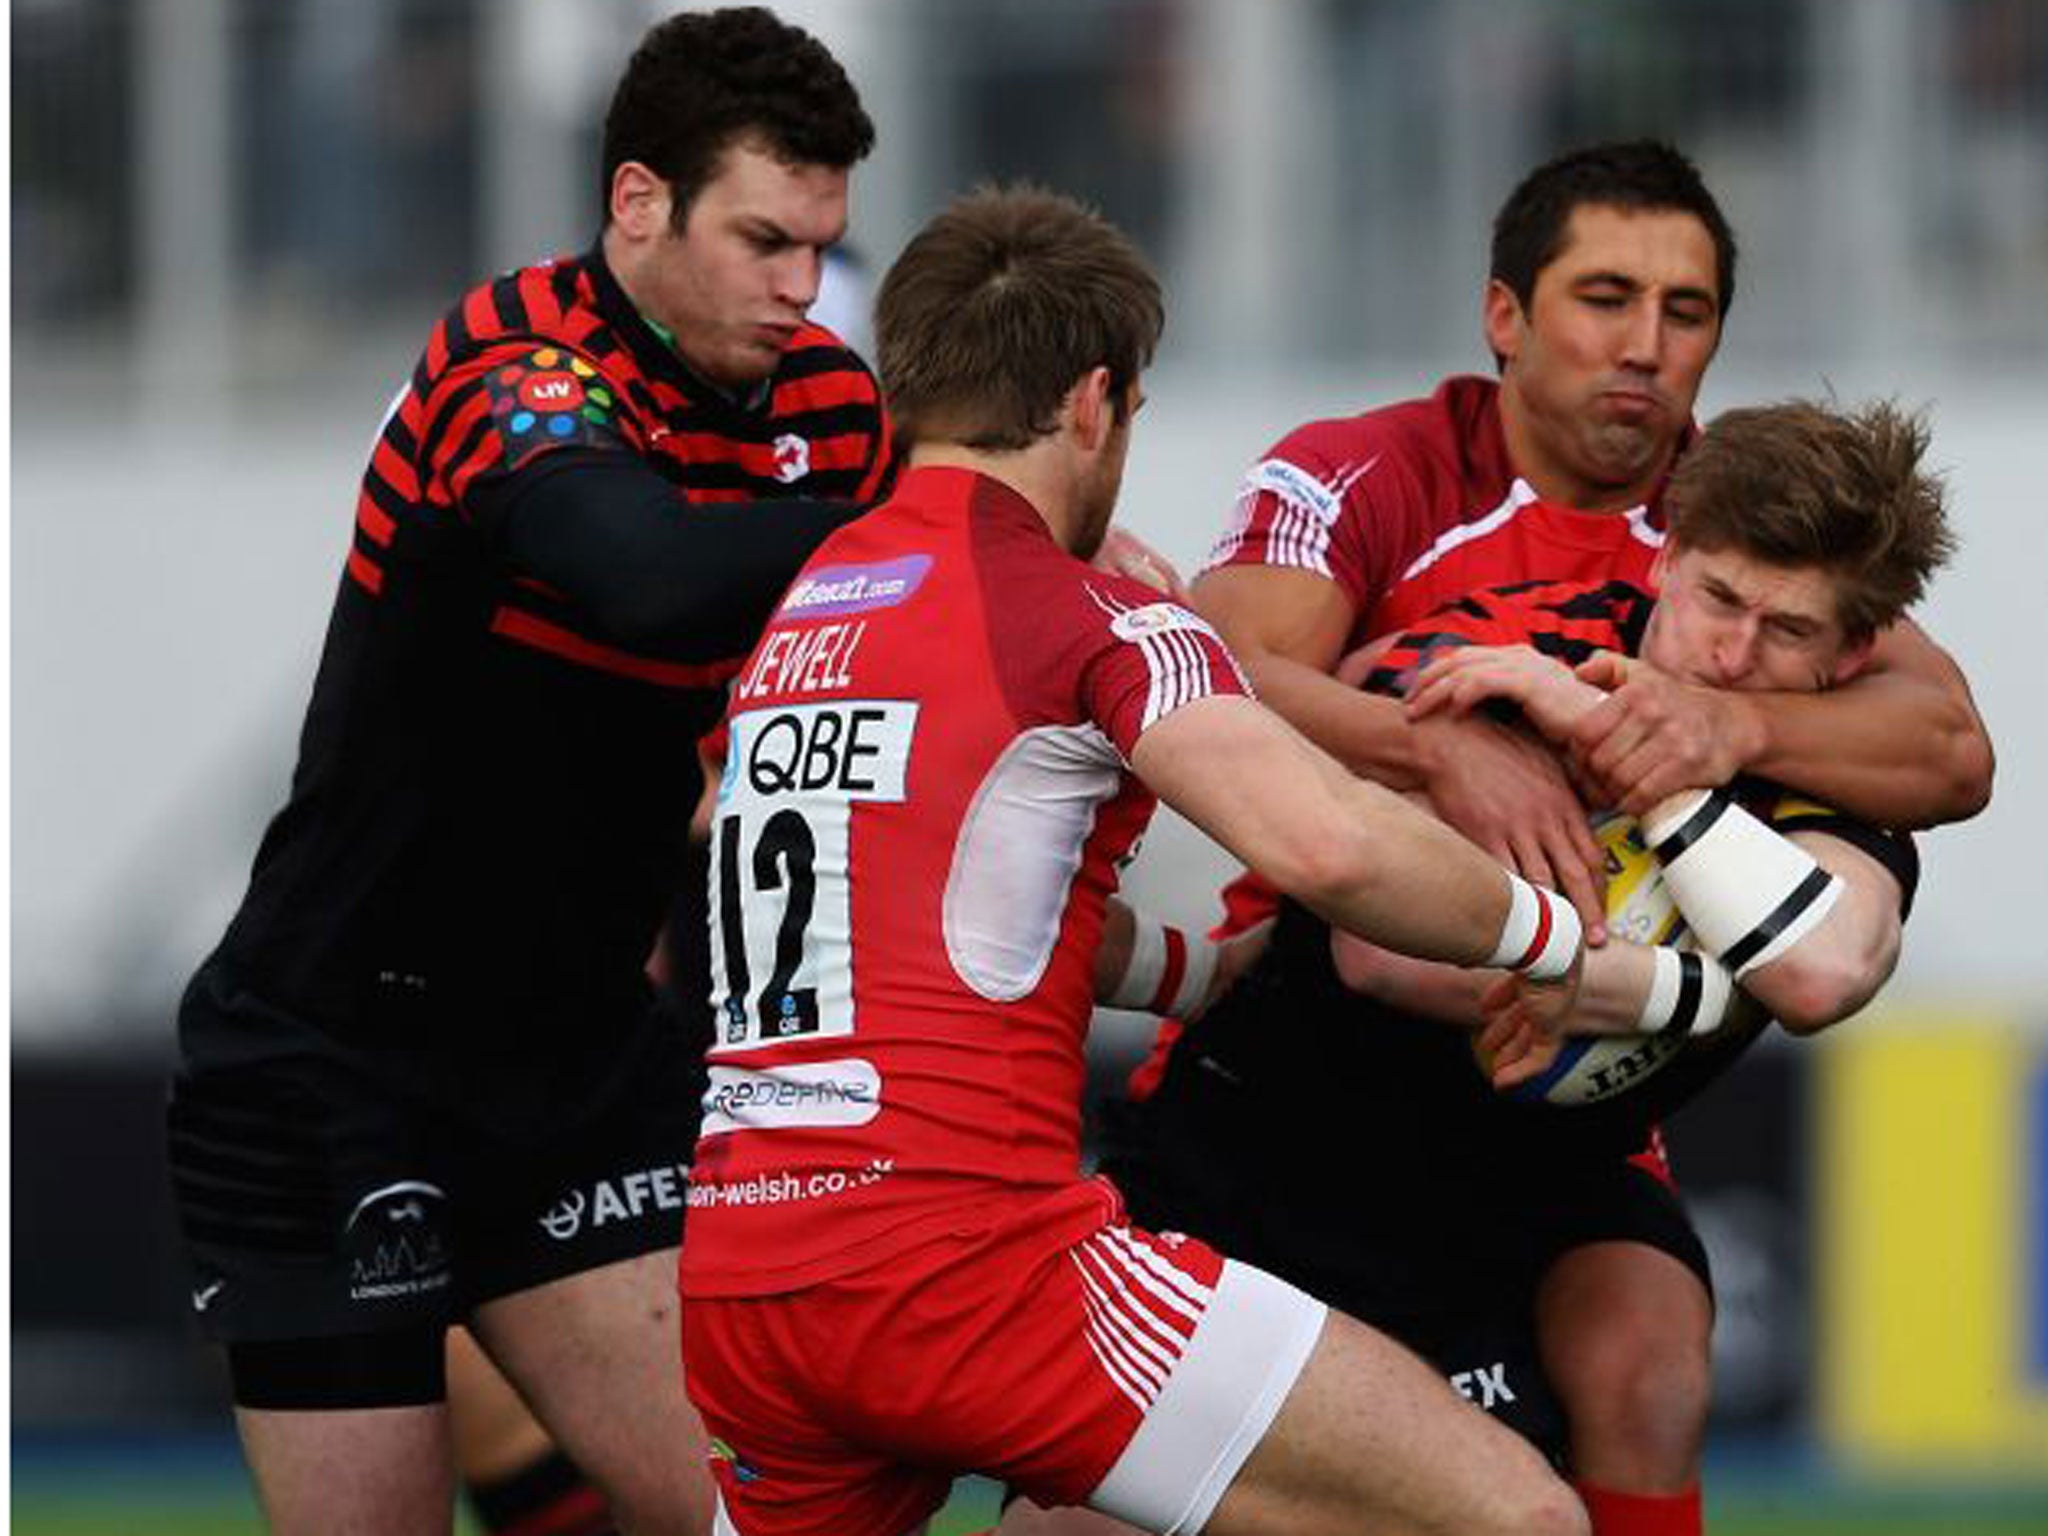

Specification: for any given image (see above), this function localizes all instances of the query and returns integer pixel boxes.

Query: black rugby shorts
[165,961,701,1349]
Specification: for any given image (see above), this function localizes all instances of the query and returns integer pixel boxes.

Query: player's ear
[1482,279,1527,366]
[610,161,674,239]
[1067,366,1115,451]
[1828,632,1877,689]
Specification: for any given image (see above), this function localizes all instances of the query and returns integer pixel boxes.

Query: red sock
[1573,1479,1701,1536]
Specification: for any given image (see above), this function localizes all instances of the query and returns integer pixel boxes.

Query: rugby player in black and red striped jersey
[1104,398,1944,1535]
[165,11,888,1535]
[1046,144,1992,1536]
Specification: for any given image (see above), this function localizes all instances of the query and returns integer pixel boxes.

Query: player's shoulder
[1271,374,1490,459]
[986,531,1226,683]
[774,322,884,400]
[1251,373,1500,513]
[414,253,609,389]
[1081,573,1225,645]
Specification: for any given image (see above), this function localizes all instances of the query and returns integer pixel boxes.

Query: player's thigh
[1205,1307,1586,1536]
[472,1247,713,1536]
[1538,1239,1712,1381]
[1112,1105,1571,1467]
[236,1401,454,1536]
[998,1499,1143,1536]
[1534,1158,1714,1430]
[445,1324,556,1483]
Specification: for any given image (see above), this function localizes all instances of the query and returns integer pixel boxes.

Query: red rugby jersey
[681,466,1251,1297]
[1205,374,1670,641]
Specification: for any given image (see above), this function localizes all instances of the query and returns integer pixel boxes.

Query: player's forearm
[1236,652,1431,790]
[1638,789,1907,1037]
[1096,900,1223,1018]
[1094,898,1137,1001]
[486,450,862,660]
[1135,698,1557,971]
[1741,649,1992,830]
[1570,940,1669,1035]
[1296,770,1576,970]
[1328,934,1491,1024]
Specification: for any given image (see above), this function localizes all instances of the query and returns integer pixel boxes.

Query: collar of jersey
[584,243,776,416]
[897,463,1054,540]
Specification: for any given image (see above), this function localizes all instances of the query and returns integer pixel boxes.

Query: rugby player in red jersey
[1088,143,1991,1536]
[683,183,1598,1536]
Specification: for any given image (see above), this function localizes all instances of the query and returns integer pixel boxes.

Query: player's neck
[908,441,1086,552]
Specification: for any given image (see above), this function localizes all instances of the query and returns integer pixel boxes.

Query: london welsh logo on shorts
[344,1180,452,1304]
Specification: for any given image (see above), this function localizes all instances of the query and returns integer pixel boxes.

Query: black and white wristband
[1638,947,1736,1037]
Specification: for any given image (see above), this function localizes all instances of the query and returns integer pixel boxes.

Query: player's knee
[592,1469,716,1536]
[1483,1473,1591,1536]
[1558,1332,1709,1473]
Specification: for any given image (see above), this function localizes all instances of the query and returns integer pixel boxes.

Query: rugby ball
[1494,813,1698,1108]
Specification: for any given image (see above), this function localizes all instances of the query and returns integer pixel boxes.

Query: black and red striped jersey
[1127,576,1917,1175]
[1360,578,1655,699]
[197,247,893,1103]
[1358,577,1916,910]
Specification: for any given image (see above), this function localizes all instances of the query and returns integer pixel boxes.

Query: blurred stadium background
[12,0,2048,1529]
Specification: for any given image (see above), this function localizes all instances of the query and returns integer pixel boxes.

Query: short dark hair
[1491,140,1738,319]
[876,185,1164,452]
[601,7,874,228]
[1667,400,1954,639]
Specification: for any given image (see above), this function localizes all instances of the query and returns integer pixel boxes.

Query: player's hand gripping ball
[1486,812,1764,1109]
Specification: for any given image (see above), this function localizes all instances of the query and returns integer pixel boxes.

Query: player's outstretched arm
[1198,565,1609,937]
[1127,694,1582,1028]
[1572,619,1993,829]
[472,448,864,661]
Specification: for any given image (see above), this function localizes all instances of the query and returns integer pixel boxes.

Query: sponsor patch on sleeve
[1243,457,1343,526]
[483,346,624,468]
[1108,600,1221,644]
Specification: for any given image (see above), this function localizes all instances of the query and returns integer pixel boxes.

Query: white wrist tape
[1638,947,1736,1036]
[1642,789,1844,977]
[1107,915,1219,1017]
[1485,873,1582,982]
